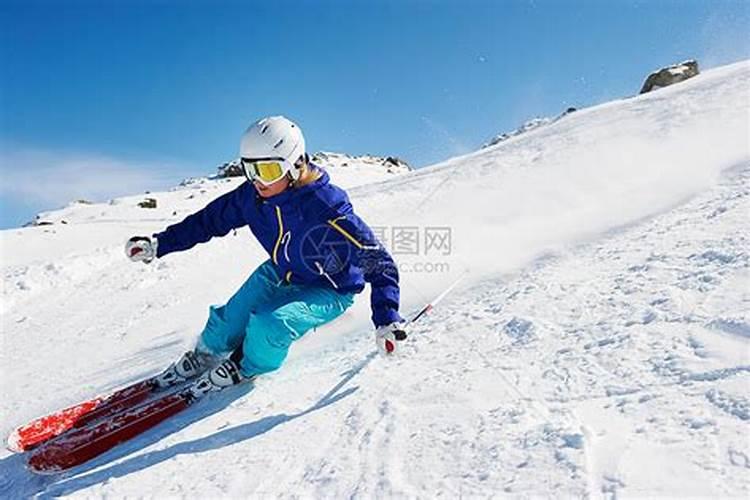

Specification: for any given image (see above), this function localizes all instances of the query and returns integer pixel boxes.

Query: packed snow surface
[1,60,749,498]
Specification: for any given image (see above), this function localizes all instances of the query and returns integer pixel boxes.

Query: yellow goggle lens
[252,161,285,183]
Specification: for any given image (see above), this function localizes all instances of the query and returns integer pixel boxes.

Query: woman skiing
[126,116,407,396]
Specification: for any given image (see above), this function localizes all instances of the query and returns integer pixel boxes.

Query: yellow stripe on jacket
[272,206,284,264]
[327,216,365,249]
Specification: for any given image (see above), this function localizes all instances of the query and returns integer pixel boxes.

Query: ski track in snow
[1,61,749,498]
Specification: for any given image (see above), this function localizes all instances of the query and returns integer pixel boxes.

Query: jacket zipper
[314,262,339,289]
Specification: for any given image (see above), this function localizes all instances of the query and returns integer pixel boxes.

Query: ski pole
[407,273,466,326]
[378,273,466,353]
[386,272,468,344]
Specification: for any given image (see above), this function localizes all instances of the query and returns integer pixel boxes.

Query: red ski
[7,378,159,453]
[27,389,195,474]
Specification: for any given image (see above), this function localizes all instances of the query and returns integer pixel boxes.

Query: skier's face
[254,176,290,198]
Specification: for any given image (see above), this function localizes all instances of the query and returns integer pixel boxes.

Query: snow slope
[1,60,748,498]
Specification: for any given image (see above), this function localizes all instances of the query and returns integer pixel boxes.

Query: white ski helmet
[240,116,306,181]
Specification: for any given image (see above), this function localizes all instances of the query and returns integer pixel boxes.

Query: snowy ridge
[0,60,748,497]
[481,107,577,149]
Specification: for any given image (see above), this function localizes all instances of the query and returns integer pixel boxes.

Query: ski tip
[6,429,25,453]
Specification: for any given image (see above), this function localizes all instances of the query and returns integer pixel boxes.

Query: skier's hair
[293,154,321,188]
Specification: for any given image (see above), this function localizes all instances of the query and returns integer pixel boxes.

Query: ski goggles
[240,157,292,186]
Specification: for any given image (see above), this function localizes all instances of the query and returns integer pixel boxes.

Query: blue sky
[1,0,748,229]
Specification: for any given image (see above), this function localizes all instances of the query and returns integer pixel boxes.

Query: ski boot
[155,350,218,389]
[188,359,252,400]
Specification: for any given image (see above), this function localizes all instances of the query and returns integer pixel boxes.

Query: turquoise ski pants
[198,260,355,377]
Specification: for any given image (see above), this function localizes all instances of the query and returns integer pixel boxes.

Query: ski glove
[125,236,157,263]
[375,322,408,355]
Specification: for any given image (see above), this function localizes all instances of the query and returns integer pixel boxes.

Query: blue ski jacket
[154,167,403,328]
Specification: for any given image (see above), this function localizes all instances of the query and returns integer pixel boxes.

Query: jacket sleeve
[154,184,251,258]
[326,209,404,328]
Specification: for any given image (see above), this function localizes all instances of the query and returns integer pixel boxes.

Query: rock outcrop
[138,197,158,209]
[640,60,699,94]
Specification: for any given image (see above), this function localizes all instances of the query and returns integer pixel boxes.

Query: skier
[125,116,407,396]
